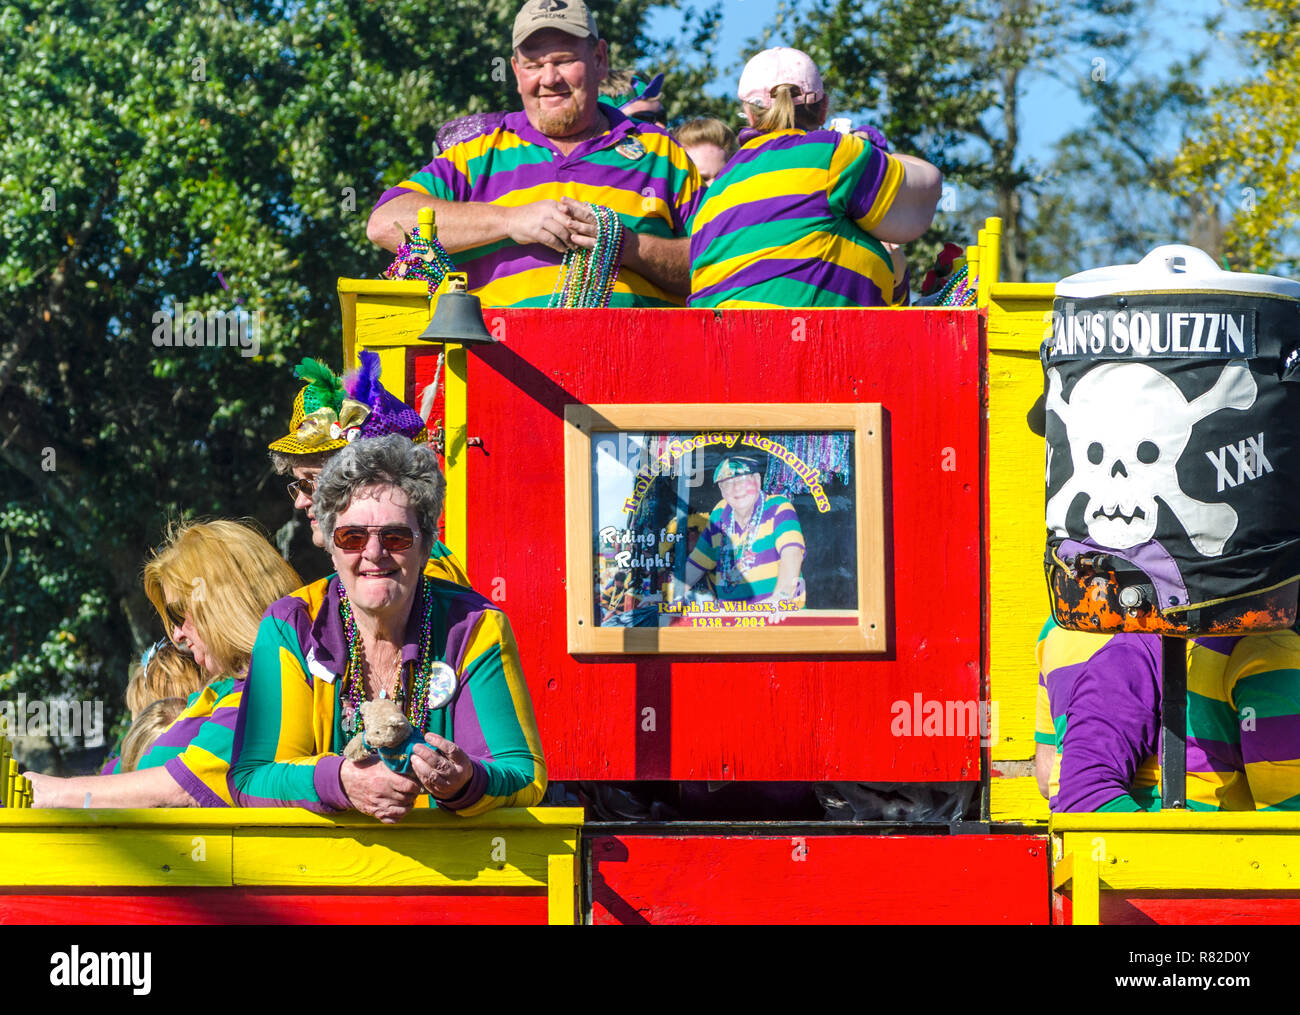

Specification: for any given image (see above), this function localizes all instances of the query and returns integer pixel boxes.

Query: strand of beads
[340,576,437,739]
[935,264,977,307]
[383,226,458,296]
[549,203,624,308]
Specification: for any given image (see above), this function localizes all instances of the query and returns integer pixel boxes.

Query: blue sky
[648,0,1247,156]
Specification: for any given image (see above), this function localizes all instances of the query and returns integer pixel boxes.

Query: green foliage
[0,0,717,769]
[1173,0,1300,273]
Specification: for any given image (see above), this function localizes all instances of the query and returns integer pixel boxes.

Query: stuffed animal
[343,698,427,774]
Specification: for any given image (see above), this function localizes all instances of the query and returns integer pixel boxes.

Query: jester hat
[269,353,426,456]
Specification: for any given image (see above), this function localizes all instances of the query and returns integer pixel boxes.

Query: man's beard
[534,97,586,138]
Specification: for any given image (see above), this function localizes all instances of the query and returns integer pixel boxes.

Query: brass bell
[417,273,495,345]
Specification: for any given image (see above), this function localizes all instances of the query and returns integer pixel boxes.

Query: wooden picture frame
[564,403,886,654]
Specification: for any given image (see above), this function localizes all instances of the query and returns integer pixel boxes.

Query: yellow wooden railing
[0,733,31,809]
[976,220,1058,824]
[1051,812,1300,924]
[0,806,584,924]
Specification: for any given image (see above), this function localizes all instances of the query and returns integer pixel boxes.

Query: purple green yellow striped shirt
[99,543,474,795]
[1036,617,1300,811]
[229,575,546,815]
[687,129,904,309]
[373,104,702,308]
[688,494,804,602]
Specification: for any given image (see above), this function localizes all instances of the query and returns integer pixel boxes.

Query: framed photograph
[563,403,886,653]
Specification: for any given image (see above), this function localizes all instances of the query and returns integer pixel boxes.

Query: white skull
[1045,360,1256,557]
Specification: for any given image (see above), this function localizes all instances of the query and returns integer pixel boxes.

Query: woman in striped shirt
[688,47,942,309]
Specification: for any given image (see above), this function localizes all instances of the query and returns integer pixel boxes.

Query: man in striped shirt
[685,456,806,609]
[366,0,701,307]
[1035,617,1300,811]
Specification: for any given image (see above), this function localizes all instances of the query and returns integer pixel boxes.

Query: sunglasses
[332,525,417,553]
[286,476,317,501]
[631,109,667,126]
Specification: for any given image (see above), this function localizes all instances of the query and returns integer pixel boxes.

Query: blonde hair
[120,698,187,773]
[600,67,636,97]
[674,118,738,158]
[744,85,828,133]
[126,644,205,718]
[143,519,302,678]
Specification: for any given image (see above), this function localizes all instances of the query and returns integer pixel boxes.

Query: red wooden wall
[590,835,1049,924]
[412,308,983,782]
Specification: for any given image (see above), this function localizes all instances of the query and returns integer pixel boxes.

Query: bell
[417,273,495,345]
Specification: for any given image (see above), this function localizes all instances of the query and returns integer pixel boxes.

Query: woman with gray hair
[229,434,546,822]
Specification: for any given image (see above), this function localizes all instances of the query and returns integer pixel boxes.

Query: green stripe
[1186,688,1240,744]
[408,171,457,202]
[723,140,837,184]
[1231,667,1300,718]
[233,616,322,805]
[460,641,541,800]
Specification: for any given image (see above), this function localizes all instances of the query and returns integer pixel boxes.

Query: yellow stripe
[692,165,829,232]
[1034,682,1052,737]
[854,155,904,231]
[275,647,316,761]
[692,229,894,293]
[474,263,678,307]
[184,745,236,806]
[1037,626,1112,674]
[1244,759,1300,807]
[480,179,676,224]
[826,131,866,183]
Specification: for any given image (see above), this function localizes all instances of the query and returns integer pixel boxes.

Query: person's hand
[410,733,473,801]
[503,200,577,254]
[559,197,604,251]
[23,772,69,808]
[340,757,422,824]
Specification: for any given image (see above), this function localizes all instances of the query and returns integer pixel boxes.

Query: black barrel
[1042,245,1300,634]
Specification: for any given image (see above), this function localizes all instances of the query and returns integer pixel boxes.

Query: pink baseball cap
[738,47,824,107]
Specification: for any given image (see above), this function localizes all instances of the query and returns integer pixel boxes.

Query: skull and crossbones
[1045,360,1256,557]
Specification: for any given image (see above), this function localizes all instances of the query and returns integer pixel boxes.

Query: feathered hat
[269,353,426,455]
[344,351,428,443]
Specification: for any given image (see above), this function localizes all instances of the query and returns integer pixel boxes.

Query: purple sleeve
[1055,635,1162,812]
[372,153,471,212]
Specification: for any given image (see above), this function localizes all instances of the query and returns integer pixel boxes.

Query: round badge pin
[615,138,647,160]
[427,661,459,710]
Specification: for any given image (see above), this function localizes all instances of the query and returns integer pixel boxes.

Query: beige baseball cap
[512,0,599,50]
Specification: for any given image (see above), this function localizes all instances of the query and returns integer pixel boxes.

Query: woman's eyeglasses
[286,476,318,501]
[332,525,417,552]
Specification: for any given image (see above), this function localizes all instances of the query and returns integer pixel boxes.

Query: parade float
[2,216,1297,925]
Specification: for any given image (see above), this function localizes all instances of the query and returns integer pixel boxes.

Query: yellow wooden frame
[1051,812,1300,925]
[563,402,886,654]
[0,806,585,925]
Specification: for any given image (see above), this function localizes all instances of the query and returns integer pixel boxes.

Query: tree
[770,0,1198,283]
[1172,0,1300,273]
[0,0,717,770]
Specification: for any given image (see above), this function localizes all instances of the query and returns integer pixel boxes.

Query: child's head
[120,697,187,773]
[127,640,204,719]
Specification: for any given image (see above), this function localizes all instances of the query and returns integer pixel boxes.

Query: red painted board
[590,833,1047,924]
[0,889,546,925]
[1102,892,1300,926]
[445,308,983,782]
